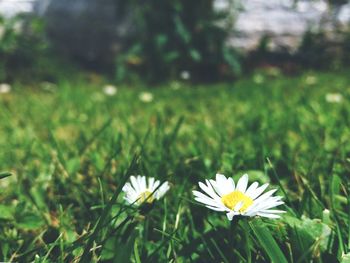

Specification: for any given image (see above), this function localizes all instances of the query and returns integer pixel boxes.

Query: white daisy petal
[253,201,284,212]
[216,174,231,195]
[209,179,224,196]
[130,176,140,193]
[226,211,239,220]
[236,174,249,193]
[148,177,155,190]
[260,209,286,214]
[193,191,227,209]
[152,180,160,192]
[198,181,221,202]
[139,175,147,192]
[156,182,170,199]
[245,196,283,215]
[245,182,259,197]
[216,173,226,183]
[122,182,136,195]
[253,189,278,204]
[257,212,281,219]
[249,183,269,200]
[194,197,226,210]
[193,190,216,202]
[234,201,244,212]
[205,205,228,212]
[227,177,235,192]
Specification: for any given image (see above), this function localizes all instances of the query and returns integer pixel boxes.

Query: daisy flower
[139,92,153,103]
[193,173,285,220]
[103,85,118,96]
[0,83,11,94]
[325,93,343,103]
[122,175,170,206]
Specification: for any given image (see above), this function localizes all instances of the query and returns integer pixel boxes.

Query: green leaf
[174,16,191,44]
[301,217,331,251]
[249,219,288,263]
[164,51,179,63]
[16,212,45,230]
[155,34,168,48]
[0,172,11,179]
[0,204,14,220]
[341,253,350,263]
[331,174,342,209]
[223,46,241,74]
[101,231,137,262]
[66,157,81,174]
[189,49,201,62]
[284,215,332,256]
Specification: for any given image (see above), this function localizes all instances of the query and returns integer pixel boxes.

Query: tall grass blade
[0,172,11,179]
[249,219,288,263]
[79,118,112,155]
[79,153,139,262]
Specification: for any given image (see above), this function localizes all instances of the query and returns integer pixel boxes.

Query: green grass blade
[266,157,297,213]
[134,240,141,263]
[79,118,112,155]
[79,153,139,262]
[249,219,288,263]
[0,172,11,179]
[348,182,350,251]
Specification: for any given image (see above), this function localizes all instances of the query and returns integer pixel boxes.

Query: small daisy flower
[123,175,169,206]
[0,83,11,94]
[305,75,317,85]
[103,85,118,96]
[325,93,343,103]
[139,92,154,103]
[193,173,285,220]
[180,70,190,80]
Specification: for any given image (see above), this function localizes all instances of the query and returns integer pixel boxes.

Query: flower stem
[229,216,240,260]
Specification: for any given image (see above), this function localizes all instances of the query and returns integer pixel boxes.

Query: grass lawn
[1,70,350,262]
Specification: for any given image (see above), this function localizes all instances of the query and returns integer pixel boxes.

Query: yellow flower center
[137,190,154,204]
[221,191,253,212]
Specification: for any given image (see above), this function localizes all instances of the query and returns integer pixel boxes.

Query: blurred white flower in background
[139,92,154,103]
[0,83,11,94]
[305,75,317,85]
[253,74,264,84]
[170,81,181,90]
[325,93,343,103]
[103,84,118,96]
[180,70,190,80]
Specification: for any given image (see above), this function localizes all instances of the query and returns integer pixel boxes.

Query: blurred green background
[1,0,350,84]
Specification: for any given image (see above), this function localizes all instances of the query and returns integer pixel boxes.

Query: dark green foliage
[0,15,51,82]
[115,0,240,82]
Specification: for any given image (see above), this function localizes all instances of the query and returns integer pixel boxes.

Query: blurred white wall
[0,0,35,16]
[1,0,350,55]
[216,0,350,52]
